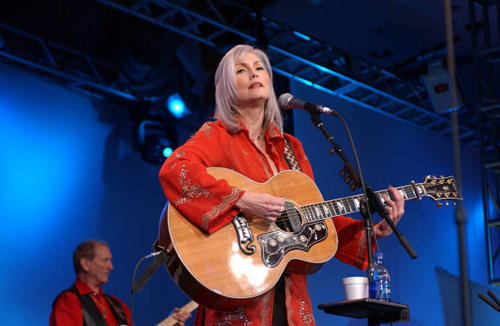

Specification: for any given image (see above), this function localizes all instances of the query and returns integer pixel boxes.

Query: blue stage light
[167,93,187,118]
[163,146,173,158]
[142,135,175,164]
[137,120,178,164]
[293,31,311,41]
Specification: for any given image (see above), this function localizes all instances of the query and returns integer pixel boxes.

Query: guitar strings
[274,185,418,231]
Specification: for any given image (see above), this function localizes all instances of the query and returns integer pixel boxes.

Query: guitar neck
[300,183,425,223]
[156,300,199,326]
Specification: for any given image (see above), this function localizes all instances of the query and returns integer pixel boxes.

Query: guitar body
[158,168,338,311]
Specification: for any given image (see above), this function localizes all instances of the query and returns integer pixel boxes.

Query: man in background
[50,240,190,326]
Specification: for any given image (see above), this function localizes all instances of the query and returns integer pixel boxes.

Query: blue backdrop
[0,62,498,325]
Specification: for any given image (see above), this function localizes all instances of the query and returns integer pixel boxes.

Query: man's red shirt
[50,278,132,326]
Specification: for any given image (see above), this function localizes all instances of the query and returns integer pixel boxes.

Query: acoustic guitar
[158,168,461,311]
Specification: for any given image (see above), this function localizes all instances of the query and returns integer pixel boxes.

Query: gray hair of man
[214,44,283,133]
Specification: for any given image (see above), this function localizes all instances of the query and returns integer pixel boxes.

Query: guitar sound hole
[275,201,302,233]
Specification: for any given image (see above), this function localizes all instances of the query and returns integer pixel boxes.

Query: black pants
[272,275,287,326]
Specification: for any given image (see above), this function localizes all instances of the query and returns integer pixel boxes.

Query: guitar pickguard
[257,221,328,268]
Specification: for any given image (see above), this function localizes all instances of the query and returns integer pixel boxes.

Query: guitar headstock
[419,175,462,205]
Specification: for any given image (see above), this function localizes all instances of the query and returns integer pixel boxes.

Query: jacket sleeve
[159,122,244,234]
[333,216,375,270]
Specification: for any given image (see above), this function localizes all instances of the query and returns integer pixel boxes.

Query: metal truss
[0,22,137,101]
[97,0,478,146]
[470,0,500,286]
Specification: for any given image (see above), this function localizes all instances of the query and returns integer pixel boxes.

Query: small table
[318,298,410,326]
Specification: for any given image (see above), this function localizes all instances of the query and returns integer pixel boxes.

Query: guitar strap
[283,136,301,171]
[104,295,128,325]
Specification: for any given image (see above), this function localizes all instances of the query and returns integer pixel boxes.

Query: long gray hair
[214,44,283,133]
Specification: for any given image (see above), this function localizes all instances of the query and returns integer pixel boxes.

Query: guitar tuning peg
[453,201,457,206]
[436,202,443,208]
[445,200,449,206]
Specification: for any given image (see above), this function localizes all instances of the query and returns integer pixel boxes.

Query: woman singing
[159,44,404,326]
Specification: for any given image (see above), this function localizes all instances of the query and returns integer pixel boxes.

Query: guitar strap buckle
[152,239,173,254]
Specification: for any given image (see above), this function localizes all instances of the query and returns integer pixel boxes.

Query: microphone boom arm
[309,112,417,260]
[310,113,361,191]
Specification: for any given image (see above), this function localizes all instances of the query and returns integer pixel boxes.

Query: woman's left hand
[373,185,405,238]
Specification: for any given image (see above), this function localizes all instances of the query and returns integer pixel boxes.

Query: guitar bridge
[232,214,256,255]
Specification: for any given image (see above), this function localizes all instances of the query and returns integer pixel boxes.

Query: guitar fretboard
[301,184,425,222]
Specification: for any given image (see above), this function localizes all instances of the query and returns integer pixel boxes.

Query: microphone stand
[365,187,417,259]
[309,113,417,262]
[310,114,361,191]
[309,113,373,268]
[311,112,416,325]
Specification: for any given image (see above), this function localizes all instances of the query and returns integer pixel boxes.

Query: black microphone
[132,250,169,293]
[278,93,339,117]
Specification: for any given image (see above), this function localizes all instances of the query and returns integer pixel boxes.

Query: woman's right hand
[235,191,285,222]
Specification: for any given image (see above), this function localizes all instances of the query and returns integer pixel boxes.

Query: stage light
[143,134,174,164]
[137,120,178,164]
[421,60,463,113]
[167,93,188,118]
[163,146,173,158]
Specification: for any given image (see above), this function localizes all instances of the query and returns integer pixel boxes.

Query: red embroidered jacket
[159,120,370,326]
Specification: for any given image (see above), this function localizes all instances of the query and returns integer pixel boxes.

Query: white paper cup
[342,276,368,300]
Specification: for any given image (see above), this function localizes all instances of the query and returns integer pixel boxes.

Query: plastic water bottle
[368,251,391,301]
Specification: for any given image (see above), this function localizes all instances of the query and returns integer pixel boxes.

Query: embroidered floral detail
[174,164,211,205]
[355,230,369,267]
[298,299,314,326]
[202,187,240,230]
[215,307,252,326]
[199,122,213,138]
[174,151,186,158]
